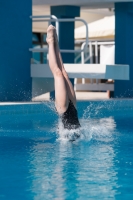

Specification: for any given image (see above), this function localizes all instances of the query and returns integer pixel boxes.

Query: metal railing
[29,15,89,53]
[79,41,115,84]
[81,41,115,64]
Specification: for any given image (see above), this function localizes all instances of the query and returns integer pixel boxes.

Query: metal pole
[29,48,86,53]
[81,42,87,84]
[89,42,93,84]
[95,41,99,84]
[51,15,59,40]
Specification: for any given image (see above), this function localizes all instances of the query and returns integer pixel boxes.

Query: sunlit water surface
[0,100,133,200]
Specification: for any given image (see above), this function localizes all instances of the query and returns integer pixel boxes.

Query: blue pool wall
[115,2,133,97]
[0,0,32,101]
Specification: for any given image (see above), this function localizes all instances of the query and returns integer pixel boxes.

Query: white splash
[57,117,116,143]
[44,101,117,142]
[57,102,116,142]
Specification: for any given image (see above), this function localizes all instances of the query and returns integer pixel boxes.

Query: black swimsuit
[61,101,81,130]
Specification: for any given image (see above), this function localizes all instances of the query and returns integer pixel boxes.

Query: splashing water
[43,100,56,113]
[51,101,117,142]
[57,119,81,142]
[81,102,116,140]
[57,117,116,142]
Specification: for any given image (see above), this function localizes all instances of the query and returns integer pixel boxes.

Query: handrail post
[51,15,59,40]
[95,41,99,84]
[81,42,87,84]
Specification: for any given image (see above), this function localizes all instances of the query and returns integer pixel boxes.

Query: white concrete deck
[32,91,109,101]
[0,92,109,105]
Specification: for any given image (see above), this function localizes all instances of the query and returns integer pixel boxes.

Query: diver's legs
[54,30,77,107]
[46,25,69,114]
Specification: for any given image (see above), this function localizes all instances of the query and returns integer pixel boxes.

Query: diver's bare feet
[46,25,55,44]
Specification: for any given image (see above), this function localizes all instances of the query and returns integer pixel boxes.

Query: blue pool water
[0,100,133,200]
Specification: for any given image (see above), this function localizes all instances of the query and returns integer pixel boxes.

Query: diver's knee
[54,68,63,77]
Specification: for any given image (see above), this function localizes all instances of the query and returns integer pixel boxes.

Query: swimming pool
[0,100,133,200]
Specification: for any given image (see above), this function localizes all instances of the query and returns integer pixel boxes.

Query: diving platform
[31,64,129,80]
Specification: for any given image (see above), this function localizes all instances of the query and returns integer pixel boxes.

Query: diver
[46,25,81,140]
